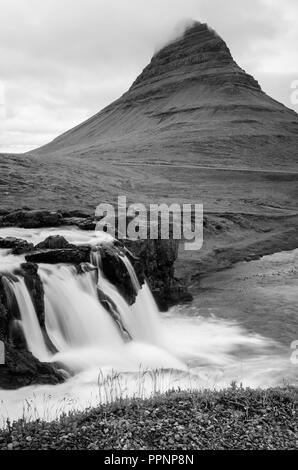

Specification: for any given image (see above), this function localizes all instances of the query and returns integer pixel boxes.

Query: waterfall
[92,248,161,344]
[97,270,161,344]
[8,278,50,362]
[2,231,297,423]
[5,244,166,375]
[119,253,141,292]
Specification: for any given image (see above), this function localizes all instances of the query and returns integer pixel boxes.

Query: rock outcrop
[98,244,144,305]
[124,239,192,310]
[0,209,97,232]
[1,208,192,309]
[0,237,34,255]
[0,344,63,390]
[35,235,75,250]
[1,210,63,228]
[25,246,91,265]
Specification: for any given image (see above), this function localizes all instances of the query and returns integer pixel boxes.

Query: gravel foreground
[0,387,297,450]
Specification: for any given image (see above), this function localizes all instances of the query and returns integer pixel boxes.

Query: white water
[0,226,113,272]
[120,254,141,292]
[8,278,50,362]
[0,227,297,424]
[0,226,114,247]
[40,259,173,373]
[97,273,161,344]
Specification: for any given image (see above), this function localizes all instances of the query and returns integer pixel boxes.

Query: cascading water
[41,265,123,364]
[0,226,297,424]
[40,249,173,374]
[4,244,178,377]
[8,278,50,362]
[119,253,141,292]
[92,248,161,344]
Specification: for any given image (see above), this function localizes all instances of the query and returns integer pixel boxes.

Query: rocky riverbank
[175,212,298,290]
[0,387,296,450]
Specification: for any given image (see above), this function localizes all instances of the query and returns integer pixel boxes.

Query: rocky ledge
[0,208,96,230]
[0,206,191,308]
[25,237,191,310]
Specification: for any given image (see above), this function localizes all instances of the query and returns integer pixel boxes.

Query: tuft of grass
[0,386,296,450]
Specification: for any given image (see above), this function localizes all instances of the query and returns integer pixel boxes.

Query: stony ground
[0,387,296,450]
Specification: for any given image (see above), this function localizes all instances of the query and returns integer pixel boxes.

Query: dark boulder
[96,287,131,341]
[0,274,21,326]
[0,283,10,339]
[0,270,64,389]
[0,237,34,255]
[25,246,91,265]
[2,210,63,228]
[17,263,45,328]
[0,209,9,217]
[35,235,74,250]
[124,239,192,311]
[60,209,92,218]
[0,343,64,390]
[76,218,97,231]
[3,263,56,353]
[9,320,27,351]
[63,217,97,231]
[99,245,144,305]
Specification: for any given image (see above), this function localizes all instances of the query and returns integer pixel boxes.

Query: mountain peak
[33,21,298,174]
[130,21,261,93]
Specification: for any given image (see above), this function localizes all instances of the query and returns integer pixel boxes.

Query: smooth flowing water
[0,227,297,424]
[9,278,50,362]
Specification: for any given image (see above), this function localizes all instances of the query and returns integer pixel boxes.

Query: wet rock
[0,293,9,339]
[2,210,63,228]
[9,320,27,350]
[0,274,21,325]
[25,246,91,265]
[59,210,92,218]
[76,219,97,231]
[0,209,9,217]
[25,236,191,310]
[63,217,97,231]
[96,287,131,341]
[0,272,63,389]
[124,239,192,311]
[17,263,45,327]
[35,235,74,250]
[0,343,64,390]
[0,237,34,255]
[99,245,144,305]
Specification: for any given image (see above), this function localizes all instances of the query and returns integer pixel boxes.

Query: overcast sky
[0,0,297,153]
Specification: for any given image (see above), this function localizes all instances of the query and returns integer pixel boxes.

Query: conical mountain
[32,21,298,171]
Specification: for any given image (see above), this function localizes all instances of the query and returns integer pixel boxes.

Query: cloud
[0,0,297,153]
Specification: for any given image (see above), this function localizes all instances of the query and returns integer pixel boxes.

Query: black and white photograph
[0,0,297,454]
